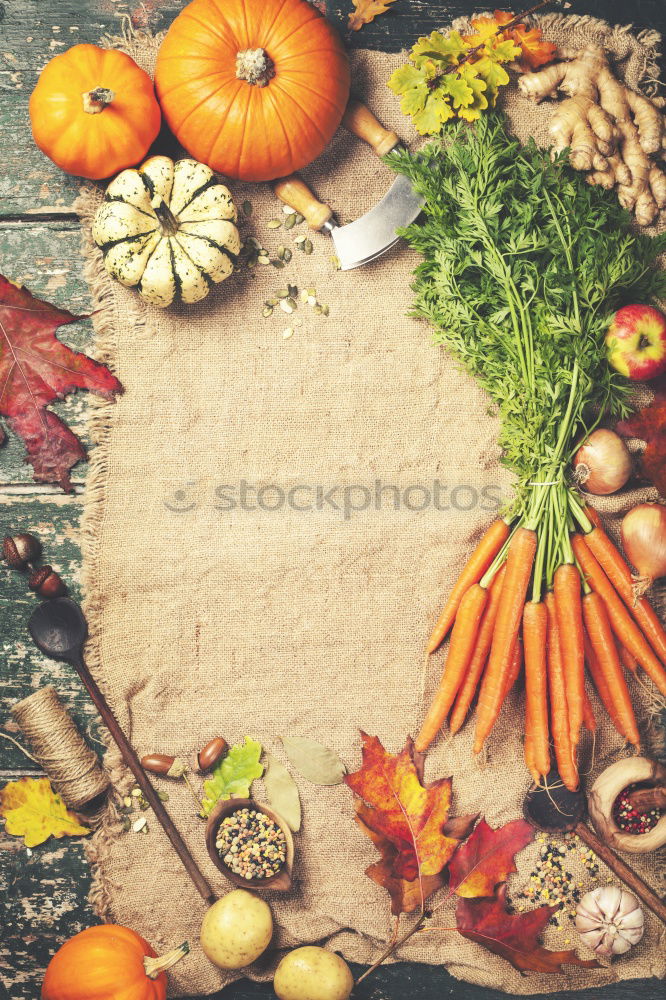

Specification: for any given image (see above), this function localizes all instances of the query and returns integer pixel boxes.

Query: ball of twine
[11,685,110,813]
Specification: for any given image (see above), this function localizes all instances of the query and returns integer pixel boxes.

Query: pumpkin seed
[283,248,292,262]
[294,213,305,224]
[284,214,296,230]
[242,200,253,216]
[294,235,306,245]
[321,304,330,316]
[277,246,286,260]
[304,239,313,254]
[267,219,282,229]
[266,297,279,306]
[132,816,147,833]
[308,295,317,306]
[300,289,309,303]
[282,205,296,215]
[279,300,294,314]
[282,327,294,339]
[157,790,169,802]
[307,287,316,297]
[314,305,323,315]
[123,796,132,808]
[286,296,297,309]
[262,306,274,318]
[271,259,285,268]
[258,254,270,265]
[276,289,290,298]
[131,788,142,797]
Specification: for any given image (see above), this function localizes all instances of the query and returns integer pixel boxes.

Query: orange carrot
[523,601,550,779]
[619,644,638,675]
[584,630,627,739]
[428,519,510,653]
[474,526,537,753]
[416,583,489,751]
[503,635,523,696]
[585,525,666,665]
[584,505,603,530]
[524,725,540,785]
[449,566,506,736]
[583,591,640,747]
[582,689,596,732]
[553,563,585,747]
[545,592,579,791]
[572,534,666,697]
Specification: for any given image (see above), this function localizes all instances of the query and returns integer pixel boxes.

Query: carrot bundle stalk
[582,591,640,748]
[553,563,585,747]
[474,527,537,754]
[416,583,489,752]
[545,592,579,792]
[523,601,550,779]
[427,518,510,653]
[449,566,506,736]
[572,534,666,697]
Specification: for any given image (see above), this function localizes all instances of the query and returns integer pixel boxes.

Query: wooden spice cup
[588,757,666,854]
[205,798,294,892]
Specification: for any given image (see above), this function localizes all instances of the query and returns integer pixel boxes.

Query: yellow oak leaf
[348,0,399,32]
[0,777,90,847]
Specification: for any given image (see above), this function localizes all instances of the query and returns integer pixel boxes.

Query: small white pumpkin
[92,155,241,307]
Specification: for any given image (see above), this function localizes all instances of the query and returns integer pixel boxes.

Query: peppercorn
[612,783,662,834]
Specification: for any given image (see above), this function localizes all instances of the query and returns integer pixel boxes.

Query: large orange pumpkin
[41,925,188,1000]
[155,0,351,182]
[30,45,161,180]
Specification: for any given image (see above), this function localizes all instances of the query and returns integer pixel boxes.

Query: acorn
[194,737,228,773]
[3,533,42,570]
[28,565,67,599]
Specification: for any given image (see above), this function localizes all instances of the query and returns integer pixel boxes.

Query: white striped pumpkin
[92,155,240,308]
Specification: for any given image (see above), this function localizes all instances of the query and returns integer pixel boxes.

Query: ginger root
[518,45,666,226]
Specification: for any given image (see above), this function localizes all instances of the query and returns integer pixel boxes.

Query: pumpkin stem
[143,941,190,980]
[151,195,180,236]
[82,87,115,114]
[236,48,275,87]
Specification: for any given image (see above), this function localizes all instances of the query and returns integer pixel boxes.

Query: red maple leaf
[456,885,600,974]
[616,380,666,496]
[345,733,462,882]
[0,276,123,490]
[448,817,534,898]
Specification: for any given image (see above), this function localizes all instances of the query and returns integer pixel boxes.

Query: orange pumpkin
[30,44,161,180]
[155,0,351,182]
[41,925,188,1000]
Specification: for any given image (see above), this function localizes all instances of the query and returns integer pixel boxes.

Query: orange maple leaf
[348,0,399,32]
[448,817,534,898]
[345,733,461,881]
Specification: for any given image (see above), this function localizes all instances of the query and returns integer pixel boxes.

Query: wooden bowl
[205,798,294,891]
[588,757,666,854]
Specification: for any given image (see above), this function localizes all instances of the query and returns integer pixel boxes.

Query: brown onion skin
[573,429,632,495]
[621,503,666,589]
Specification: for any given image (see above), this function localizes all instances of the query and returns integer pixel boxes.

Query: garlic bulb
[575,886,644,957]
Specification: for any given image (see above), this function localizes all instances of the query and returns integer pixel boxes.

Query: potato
[273,946,353,1000]
[200,889,273,969]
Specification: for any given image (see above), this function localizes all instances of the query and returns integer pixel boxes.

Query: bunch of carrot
[416,497,666,791]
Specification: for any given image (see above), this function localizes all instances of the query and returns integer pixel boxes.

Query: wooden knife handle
[271,175,333,231]
[342,99,399,157]
[576,822,666,924]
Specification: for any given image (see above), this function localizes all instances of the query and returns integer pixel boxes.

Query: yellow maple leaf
[0,777,90,847]
[348,0,399,32]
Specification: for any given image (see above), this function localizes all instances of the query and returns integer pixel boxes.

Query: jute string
[11,686,110,814]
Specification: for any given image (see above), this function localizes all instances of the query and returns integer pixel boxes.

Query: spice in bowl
[612,783,662,835]
[216,807,287,881]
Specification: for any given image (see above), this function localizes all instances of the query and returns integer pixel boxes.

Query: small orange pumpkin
[41,925,188,1000]
[30,44,161,180]
[155,0,351,182]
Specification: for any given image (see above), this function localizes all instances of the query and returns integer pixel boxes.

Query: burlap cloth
[76,13,665,996]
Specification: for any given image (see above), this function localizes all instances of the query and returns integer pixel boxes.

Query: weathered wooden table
[1,2,665,998]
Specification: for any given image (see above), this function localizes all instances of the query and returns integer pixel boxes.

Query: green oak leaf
[413,94,455,135]
[473,56,511,103]
[456,68,489,122]
[441,73,475,110]
[387,63,424,94]
[411,29,467,68]
[200,736,264,817]
[488,38,522,63]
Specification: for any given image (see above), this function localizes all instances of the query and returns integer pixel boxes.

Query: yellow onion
[621,502,666,598]
[573,429,632,495]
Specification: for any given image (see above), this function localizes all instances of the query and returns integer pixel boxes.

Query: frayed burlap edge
[74,8,665,977]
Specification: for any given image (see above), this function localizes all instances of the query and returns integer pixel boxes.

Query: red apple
[606,304,666,381]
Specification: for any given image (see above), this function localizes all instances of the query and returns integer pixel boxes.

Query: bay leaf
[264,753,301,832]
[281,736,346,785]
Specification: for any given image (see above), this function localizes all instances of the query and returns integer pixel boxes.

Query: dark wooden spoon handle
[71,652,216,907]
[575,822,666,923]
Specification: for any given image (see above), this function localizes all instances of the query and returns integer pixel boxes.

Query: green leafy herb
[200,736,264,817]
[387,115,666,593]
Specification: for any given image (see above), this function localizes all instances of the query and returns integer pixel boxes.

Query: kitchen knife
[271,100,423,271]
